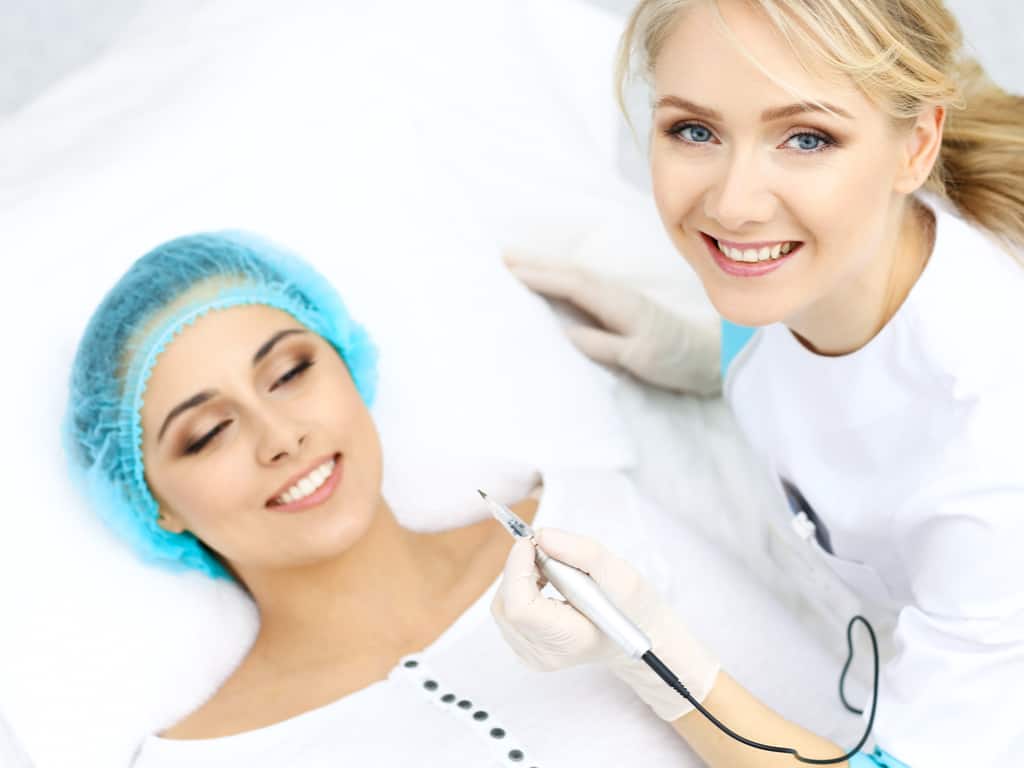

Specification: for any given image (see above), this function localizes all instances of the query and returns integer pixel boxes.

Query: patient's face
[139,303,383,572]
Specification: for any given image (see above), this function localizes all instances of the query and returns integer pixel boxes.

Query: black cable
[642,615,878,765]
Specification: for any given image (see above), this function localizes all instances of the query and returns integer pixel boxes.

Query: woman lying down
[65,232,845,767]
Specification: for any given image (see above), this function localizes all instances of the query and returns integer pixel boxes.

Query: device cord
[642,615,878,765]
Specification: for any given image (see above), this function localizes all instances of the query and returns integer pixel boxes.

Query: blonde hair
[616,0,1024,249]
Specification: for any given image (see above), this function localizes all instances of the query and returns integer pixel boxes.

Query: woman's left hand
[491,527,721,721]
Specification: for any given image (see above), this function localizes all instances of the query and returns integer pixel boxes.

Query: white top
[725,197,1024,767]
[0,712,32,767]
[132,467,855,768]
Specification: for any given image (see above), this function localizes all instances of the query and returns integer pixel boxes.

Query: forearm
[672,671,848,768]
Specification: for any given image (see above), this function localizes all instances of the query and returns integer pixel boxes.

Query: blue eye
[669,122,715,144]
[784,132,833,152]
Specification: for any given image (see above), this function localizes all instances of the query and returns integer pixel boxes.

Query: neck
[241,499,485,670]
[787,196,934,356]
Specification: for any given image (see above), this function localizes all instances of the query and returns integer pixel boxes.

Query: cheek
[650,145,695,221]
[791,156,897,266]
[650,149,702,246]
[151,448,255,537]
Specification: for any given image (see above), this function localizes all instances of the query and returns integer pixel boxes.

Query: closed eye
[185,420,232,455]
[179,357,316,456]
[270,358,315,392]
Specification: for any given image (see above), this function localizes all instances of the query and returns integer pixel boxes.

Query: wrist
[606,616,720,721]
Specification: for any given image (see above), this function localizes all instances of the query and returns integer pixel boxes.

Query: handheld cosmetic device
[479,489,880,765]
[478,490,651,659]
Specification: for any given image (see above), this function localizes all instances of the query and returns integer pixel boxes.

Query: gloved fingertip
[505,537,536,572]
[535,527,570,550]
[537,528,607,574]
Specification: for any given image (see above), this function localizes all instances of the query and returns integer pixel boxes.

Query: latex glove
[505,257,721,396]
[491,527,721,721]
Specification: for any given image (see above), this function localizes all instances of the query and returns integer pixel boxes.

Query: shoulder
[158,662,270,740]
[905,197,1024,390]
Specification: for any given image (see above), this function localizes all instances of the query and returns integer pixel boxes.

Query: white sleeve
[874,487,1024,767]
[0,710,32,767]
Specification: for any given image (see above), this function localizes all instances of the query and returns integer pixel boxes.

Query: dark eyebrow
[654,95,853,122]
[158,390,217,442]
[252,328,308,365]
[157,329,308,443]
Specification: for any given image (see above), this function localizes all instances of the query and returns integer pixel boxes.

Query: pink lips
[266,454,344,513]
[701,233,800,277]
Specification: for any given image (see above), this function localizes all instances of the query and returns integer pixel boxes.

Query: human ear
[156,507,188,534]
[894,105,946,194]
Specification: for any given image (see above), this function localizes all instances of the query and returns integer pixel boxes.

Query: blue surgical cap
[64,231,378,580]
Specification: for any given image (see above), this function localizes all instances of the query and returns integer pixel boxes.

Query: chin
[706,289,791,328]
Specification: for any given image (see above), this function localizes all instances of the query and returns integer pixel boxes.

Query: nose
[703,146,777,232]
[256,408,308,465]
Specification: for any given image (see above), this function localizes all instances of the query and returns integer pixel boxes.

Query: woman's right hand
[505,256,721,396]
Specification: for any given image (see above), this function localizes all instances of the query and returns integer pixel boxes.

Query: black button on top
[508,749,524,762]
[457,699,472,709]
[403,660,418,668]
[472,710,489,721]
[441,693,456,703]
[490,727,506,739]
[423,680,439,691]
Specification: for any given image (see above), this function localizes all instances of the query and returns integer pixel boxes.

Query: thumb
[536,528,643,601]
[565,325,629,369]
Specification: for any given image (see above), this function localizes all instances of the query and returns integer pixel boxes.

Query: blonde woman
[494,1,1024,767]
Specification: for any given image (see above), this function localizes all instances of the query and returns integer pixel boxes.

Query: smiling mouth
[266,453,342,508]
[702,232,803,262]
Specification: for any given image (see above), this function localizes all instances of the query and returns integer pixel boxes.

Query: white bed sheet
[0,1,886,764]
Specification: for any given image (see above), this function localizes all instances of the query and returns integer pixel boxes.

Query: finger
[499,538,544,614]
[535,528,637,593]
[565,325,629,369]
[535,528,605,572]
[506,265,638,333]
[490,593,554,671]
[502,248,543,268]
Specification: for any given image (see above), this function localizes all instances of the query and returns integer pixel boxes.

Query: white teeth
[273,458,337,506]
[715,239,798,263]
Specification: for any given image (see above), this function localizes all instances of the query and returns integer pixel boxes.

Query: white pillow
[0,2,639,766]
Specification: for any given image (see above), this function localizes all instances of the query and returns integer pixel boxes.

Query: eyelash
[664,121,837,153]
[182,357,316,455]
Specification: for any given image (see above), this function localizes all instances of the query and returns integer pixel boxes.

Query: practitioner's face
[648,0,939,330]
[140,303,383,573]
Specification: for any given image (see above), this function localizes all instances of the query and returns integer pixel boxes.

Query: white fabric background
[1,1,1014,766]
[2,1,1020,119]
